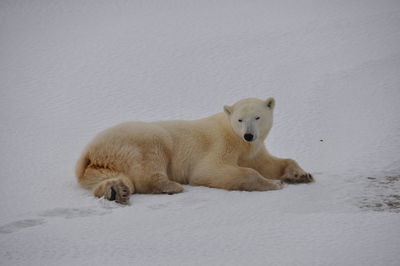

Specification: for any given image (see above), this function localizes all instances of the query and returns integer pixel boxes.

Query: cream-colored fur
[76,97,313,204]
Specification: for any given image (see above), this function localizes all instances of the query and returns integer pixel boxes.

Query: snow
[1,0,400,265]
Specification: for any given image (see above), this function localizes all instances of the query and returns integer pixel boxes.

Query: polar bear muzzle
[244,133,254,142]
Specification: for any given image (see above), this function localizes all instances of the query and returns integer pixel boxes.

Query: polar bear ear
[224,105,233,115]
[266,97,275,110]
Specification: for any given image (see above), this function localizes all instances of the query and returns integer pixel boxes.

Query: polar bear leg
[244,150,314,183]
[134,172,183,194]
[190,164,284,191]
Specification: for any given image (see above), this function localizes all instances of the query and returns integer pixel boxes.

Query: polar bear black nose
[244,133,254,142]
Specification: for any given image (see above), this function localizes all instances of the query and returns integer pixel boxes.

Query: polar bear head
[224,97,275,142]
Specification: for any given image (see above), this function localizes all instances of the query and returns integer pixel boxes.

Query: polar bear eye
[255,116,260,120]
[238,119,243,122]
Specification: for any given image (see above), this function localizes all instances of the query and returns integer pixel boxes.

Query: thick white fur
[76,97,313,204]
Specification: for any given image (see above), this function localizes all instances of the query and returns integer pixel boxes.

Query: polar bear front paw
[282,165,314,184]
[284,173,313,184]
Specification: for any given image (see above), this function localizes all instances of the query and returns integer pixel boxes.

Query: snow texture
[1,0,400,265]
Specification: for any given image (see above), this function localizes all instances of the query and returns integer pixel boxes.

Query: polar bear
[76,97,313,204]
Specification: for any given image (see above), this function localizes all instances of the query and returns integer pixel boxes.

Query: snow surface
[1,0,400,265]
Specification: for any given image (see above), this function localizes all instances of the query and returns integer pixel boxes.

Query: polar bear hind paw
[93,179,131,204]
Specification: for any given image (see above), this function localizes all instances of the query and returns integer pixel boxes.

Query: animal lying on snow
[76,97,313,204]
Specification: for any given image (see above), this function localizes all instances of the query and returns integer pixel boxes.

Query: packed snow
[1,0,400,265]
